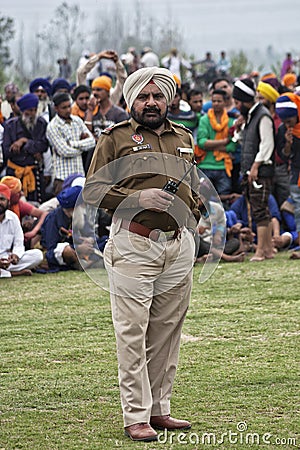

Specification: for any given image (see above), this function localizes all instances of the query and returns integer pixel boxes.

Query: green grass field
[0,254,299,449]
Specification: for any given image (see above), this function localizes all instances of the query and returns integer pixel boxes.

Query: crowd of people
[0,46,300,278]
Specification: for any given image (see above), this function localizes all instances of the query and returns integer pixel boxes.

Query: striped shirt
[46,114,95,180]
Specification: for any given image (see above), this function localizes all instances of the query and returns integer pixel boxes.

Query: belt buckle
[149,229,176,242]
[149,229,161,242]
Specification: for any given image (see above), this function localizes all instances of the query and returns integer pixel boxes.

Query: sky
[2,0,300,65]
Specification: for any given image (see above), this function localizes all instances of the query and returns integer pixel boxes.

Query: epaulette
[102,120,130,134]
[172,122,193,134]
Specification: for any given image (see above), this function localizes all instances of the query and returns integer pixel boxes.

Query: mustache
[142,107,161,114]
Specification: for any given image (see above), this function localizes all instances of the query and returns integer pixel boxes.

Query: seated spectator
[0,183,43,277]
[40,186,100,272]
[1,176,48,248]
[196,195,245,263]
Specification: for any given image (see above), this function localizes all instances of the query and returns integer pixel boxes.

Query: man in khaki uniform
[83,67,200,442]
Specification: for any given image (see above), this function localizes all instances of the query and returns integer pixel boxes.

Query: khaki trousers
[104,220,195,427]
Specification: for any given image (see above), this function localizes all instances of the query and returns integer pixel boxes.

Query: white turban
[123,67,177,110]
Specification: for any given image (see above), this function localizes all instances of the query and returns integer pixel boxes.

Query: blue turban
[17,93,39,112]
[57,186,82,209]
[51,78,71,96]
[275,95,298,120]
[29,78,52,97]
[62,173,85,190]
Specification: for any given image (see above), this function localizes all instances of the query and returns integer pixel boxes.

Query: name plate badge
[177,147,193,154]
[132,144,152,152]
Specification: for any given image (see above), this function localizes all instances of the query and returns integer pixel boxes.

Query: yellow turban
[123,67,176,110]
[257,81,279,103]
[1,176,22,193]
[91,76,112,91]
[282,73,297,87]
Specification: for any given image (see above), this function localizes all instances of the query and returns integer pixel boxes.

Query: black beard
[240,104,250,118]
[0,204,8,215]
[131,106,167,130]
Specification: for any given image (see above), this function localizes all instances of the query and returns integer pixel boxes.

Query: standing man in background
[233,78,275,262]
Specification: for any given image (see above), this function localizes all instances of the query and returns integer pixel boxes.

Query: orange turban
[1,176,22,193]
[91,76,112,91]
[173,74,181,88]
[282,73,297,87]
[0,183,11,200]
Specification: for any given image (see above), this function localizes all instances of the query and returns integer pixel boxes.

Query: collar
[247,102,261,123]
[0,210,12,224]
[56,114,74,125]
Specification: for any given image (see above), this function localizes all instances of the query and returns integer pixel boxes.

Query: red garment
[10,200,34,221]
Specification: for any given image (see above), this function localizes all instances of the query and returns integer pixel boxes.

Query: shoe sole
[150,424,192,431]
[124,430,158,441]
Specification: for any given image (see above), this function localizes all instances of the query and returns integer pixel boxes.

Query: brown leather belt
[113,217,179,242]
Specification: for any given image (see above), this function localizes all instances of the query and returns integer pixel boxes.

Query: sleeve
[2,120,14,164]
[41,211,65,267]
[69,119,95,151]
[19,201,34,217]
[197,115,210,148]
[110,59,128,105]
[230,197,247,226]
[46,122,83,158]
[0,124,4,167]
[22,118,49,155]
[268,194,281,222]
[76,54,100,86]
[255,115,275,163]
[11,214,25,258]
[275,124,289,163]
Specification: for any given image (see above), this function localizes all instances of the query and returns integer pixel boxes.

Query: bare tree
[0,14,15,84]
[37,2,86,79]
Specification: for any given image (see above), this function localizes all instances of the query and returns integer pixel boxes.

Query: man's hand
[7,253,19,265]
[230,222,243,234]
[99,50,118,63]
[0,258,10,270]
[139,188,174,212]
[76,237,94,256]
[80,132,90,140]
[285,127,293,145]
[248,162,260,183]
[87,96,98,111]
[10,138,28,153]
[198,225,209,235]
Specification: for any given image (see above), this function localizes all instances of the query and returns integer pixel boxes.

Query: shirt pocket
[129,152,161,179]
[1,234,14,254]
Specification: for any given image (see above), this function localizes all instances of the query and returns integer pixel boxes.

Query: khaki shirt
[83,118,200,231]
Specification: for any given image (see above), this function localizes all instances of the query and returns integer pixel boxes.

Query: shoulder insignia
[102,120,130,135]
[172,122,193,134]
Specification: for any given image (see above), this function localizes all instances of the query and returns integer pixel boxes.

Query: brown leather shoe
[124,423,158,441]
[150,415,191,430]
